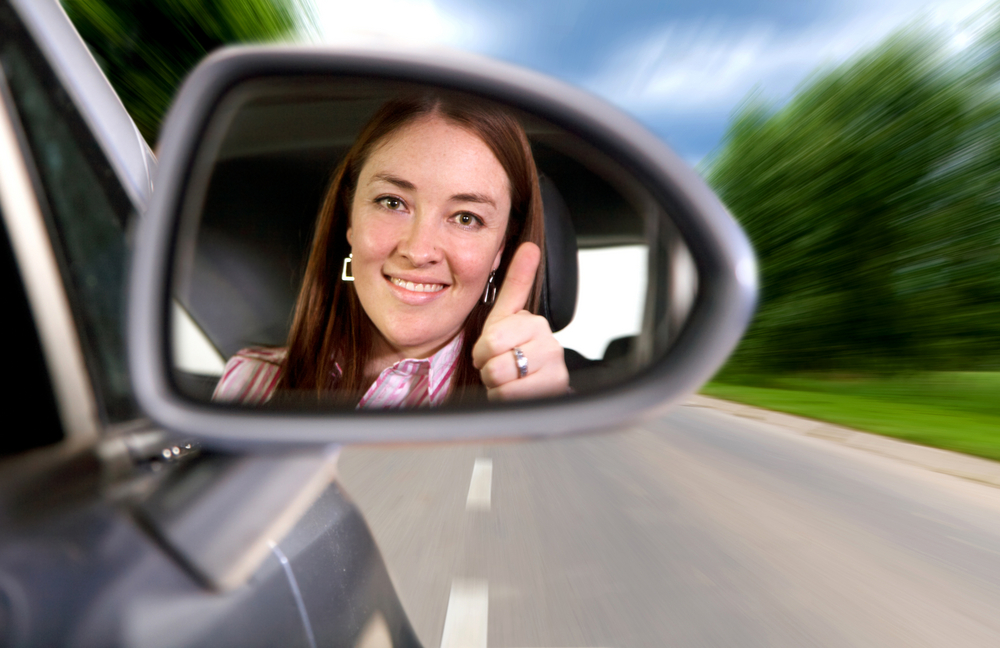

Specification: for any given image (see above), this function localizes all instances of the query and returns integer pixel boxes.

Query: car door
[0,1,421,646]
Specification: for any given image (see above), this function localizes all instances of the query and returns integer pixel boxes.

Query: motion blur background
[63,0,1000,460]
[62,1,1000,645]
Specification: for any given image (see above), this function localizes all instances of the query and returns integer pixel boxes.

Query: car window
[0,4,137,421]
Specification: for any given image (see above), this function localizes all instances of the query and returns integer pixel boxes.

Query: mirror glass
[168,77,699,408]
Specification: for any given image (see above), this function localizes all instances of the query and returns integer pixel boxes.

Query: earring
[341,253,354,282]
[483,270,496,305]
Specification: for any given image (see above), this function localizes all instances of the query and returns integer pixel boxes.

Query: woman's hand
[472,243,570,401]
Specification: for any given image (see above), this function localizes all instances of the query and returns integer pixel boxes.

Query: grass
[700,372,1000,462]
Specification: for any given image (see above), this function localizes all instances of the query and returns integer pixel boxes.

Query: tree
[706,21,1000,375]
[62,0,314,144]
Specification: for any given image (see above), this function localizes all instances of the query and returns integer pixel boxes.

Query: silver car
[0,1,755,646]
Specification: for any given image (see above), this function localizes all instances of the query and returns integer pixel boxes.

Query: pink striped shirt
[212,334,463,409]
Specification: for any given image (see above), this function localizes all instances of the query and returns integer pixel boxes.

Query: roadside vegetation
[703,12,1000,460]
[702,373,1000,461]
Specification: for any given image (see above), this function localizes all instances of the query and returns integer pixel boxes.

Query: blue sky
[311,0,991,165]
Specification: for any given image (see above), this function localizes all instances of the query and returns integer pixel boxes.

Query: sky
[309,0,993,165]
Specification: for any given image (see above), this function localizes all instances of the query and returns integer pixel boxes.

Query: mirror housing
[128,44,757,449]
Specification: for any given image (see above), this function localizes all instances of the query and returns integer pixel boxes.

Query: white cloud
[312,0,504,52]
[584,0,994,117]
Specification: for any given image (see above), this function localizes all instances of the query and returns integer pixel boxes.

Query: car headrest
[539,175,578,332]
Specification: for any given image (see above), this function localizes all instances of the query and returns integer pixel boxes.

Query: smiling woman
[212,93,569,407]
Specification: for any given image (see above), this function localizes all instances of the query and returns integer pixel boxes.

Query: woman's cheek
[453,246,493,286]
[355,220,397,264]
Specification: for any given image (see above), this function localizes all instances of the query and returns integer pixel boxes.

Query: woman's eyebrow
[372,173,416,190]
[450,192,497,208]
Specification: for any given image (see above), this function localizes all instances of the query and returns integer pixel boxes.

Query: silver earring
[483,270,496,305]
[341,253,354,282]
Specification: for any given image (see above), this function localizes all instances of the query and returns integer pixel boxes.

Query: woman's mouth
[388,276,446,293]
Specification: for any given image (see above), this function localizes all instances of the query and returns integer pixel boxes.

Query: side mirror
[128,44,756,449]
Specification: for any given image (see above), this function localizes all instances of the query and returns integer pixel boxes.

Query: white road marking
[440,579,488,648]
[454,458,609,648]
[466,458,493,511]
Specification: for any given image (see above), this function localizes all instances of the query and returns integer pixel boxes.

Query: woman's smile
[383,274,450,308]
[386,275,447,294]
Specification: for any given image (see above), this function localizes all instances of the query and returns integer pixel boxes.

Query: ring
[512,347,528,379]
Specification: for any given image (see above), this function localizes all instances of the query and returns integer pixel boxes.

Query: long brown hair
[280,93,545,403]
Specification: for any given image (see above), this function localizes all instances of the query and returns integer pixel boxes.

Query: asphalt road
[338,402,1000,648]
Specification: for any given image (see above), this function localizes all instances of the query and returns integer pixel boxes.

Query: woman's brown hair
[279,93,545,403]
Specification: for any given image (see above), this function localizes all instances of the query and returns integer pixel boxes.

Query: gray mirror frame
[128,43,757,450]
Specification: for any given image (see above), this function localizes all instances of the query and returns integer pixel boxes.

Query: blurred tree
[62,0,315,144]
[706,21,1000,374]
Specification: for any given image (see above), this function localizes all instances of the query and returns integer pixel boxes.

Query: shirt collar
[358,333,464,409]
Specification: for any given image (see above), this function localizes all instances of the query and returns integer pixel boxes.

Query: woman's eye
[455,212,483,228]
[377,196,405,211]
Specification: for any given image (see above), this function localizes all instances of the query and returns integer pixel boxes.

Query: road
[338,402,1000,648]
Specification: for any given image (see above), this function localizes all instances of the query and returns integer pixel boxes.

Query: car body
[0,1,421,645]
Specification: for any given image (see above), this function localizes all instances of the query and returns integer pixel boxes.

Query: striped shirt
[212,334,463,409]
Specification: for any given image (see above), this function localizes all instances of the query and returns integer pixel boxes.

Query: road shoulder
[686,394,1000,489]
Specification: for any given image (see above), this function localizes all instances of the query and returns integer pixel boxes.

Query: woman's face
[347,114,512,360]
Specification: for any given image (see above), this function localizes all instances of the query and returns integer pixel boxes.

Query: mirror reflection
[169,79,698,408]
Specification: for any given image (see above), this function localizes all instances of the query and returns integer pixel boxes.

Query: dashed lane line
[440,579,489,648]
[451,457,611,648]
[467,458,493,511]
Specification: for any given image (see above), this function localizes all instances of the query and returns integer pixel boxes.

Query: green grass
[701,372,1000,462]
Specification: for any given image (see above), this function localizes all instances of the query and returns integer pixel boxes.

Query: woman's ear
[492,242,505,272]
[346,227,353,247]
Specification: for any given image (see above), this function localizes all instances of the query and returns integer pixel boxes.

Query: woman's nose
[397,214,443,266]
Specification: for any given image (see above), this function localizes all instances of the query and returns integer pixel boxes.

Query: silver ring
[512,347,528,379]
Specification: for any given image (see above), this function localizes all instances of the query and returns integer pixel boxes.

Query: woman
[214,93,569,407]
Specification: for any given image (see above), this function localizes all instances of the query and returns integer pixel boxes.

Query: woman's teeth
[390,277,445,293]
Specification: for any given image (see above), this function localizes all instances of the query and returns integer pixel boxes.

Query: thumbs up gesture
[472,243,570,401]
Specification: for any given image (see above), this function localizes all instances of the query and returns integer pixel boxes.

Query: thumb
[486,242,541,324]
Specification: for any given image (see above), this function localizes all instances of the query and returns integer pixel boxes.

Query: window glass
[553,245,649,360]
[0,5,137,421]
